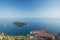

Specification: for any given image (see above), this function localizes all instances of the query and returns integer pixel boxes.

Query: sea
[0,18,60,36]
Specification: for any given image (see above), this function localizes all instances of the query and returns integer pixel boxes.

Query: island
[14,21,29,27]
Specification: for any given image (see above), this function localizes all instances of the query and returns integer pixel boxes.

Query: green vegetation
[2,37,8,40]
[15,38,19,40]
[15,37,28,40]
[58,33,60,36]
[14,21,29,27]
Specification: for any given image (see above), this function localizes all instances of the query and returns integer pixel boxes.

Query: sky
[0,0,60,18]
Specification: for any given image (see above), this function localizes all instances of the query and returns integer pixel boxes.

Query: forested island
[14,21,29,27]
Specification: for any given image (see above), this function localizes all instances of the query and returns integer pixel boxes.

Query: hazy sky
[0,0,60,18]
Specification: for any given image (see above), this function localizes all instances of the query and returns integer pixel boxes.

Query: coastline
[0,30,60,40]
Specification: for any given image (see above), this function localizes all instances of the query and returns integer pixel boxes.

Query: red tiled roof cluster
[30,30,55,37]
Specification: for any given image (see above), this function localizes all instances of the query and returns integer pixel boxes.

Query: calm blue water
[0,18,60,36]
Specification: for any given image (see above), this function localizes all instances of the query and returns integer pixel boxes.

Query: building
[30,30,55,40]
[7,36,15,40]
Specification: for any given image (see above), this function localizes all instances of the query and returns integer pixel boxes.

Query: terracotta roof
[30,30,55,37]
